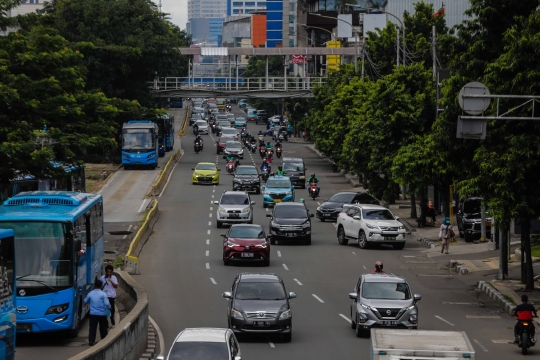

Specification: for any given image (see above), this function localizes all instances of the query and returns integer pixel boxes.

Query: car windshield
[196,164,216,171]
[236,167,258,175]
[226,142,241,149]
[463,199,481,214]
[168,342,228,360]
[196,120,207,126]
[283,162,304,172]
[235,282,286,300]
[222,129,236,135]
[328,193,356,203]
[362,209,395,221]
[274,206,307,218]
[362,282,411,300]
[220,194,249,205]
[218,122,230,127]
[227,114,235,119]
[266,179,291,188]
[229,226,265,238]
[248,110,256,115]
[191,114,202,119]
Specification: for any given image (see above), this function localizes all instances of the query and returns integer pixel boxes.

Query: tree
[242,55,285,115]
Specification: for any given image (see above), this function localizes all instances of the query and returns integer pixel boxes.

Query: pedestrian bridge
[151,76,327,98]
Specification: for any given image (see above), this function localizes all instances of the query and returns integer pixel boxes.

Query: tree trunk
[522,217,535,290]
[419,186,428,227]
[520,220,526,284]
[410,191,417,219]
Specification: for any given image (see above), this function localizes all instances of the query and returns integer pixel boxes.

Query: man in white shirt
[100,265,118,326]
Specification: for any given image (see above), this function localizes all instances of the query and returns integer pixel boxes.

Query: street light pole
[345,4,406,66]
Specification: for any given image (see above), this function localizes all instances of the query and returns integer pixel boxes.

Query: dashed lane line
[206,263,210,269]
[339,314,352,323]
[312,294,325,303]
[466,315,500,319]
[207,230,211,235]
[206,239,210,245]
[473,339,488,352]
[137,199,149,213]
[435,315,455,326]
[210,278,217,285]
[209,213,212,217]
[277,251,281,257]
[282,264,289,270]
[294,279,303,286]
[208,221,212,226]
[206,251,209,256]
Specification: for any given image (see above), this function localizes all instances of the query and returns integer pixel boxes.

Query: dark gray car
[349,273,421,338]
[233,166,261,194]
[222,273,296,342]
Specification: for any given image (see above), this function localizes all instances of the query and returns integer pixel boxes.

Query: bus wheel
[66,301,82,338]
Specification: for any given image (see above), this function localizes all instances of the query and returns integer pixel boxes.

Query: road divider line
[492,340,511,344]
[206,263,210,269]
[333,223,337,228]
[363,265,366,270]
[149,316,165,357]
[206,251,209,256]
[122,224,133,240]
[282,264,289,270]
[210,278,217,285]
[212,195,214,198]
[208,221,212,226]
[473,339,488,352]
[268,339,275,348]
[294,279,303,285]
[442,302,477,305]
[352,252,356,256]
[317,202,320,205]
[206,239,210,245]
[210,207,213,210]
[339,314,352,323]
[159,158,181,197]
[207,230,211,235]
[213,189,215,193]
[435,315,455,326]
[137,199,149,213]
[97,173,118,194]
[466,315,500,319]
[277,251,281,257]
[312,294,325,303]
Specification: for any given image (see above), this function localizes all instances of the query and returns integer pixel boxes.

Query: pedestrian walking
[439,217,454,254]
[84,279,111,346]
[100,265,118,326]
[302,130,306,141]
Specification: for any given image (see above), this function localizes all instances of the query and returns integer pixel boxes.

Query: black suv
[281,157,306,189]
[456,197,492,242]
[316,191,382,221]
[222,273,296,342]
[233,165,261,194]
[256,110,268,125]
[266,202,314,245]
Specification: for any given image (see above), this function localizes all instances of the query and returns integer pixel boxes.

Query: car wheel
[124,165,131,170]
[459,229,464,238]
[393,242,405,250]
[337,226,349,245]
[192,182,196,185]
[320,218,325,222]
[217,150,220,154]
[217,221,222,228]
[263,257,270,267]
[270,238,276,245]
[350,314,356,329]
[263,203,268,208]
[256,186,261,194]
[304,236,311,245]
[223,256,230,266]
[464,233,472,243]
[358,231,369,249]
[355,318,363,338]
[283,332,291,343]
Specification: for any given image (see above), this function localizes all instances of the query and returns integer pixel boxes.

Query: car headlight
[302,221,310,228]
[399,226,405,230]
[231,309,244,320]
[219,207,227,213]
[241,207,250,213]
[361,303,372,310]
[365,223,378,229]
[227,241,240,247]
[271,221,279,228]
[147,153,155,159]
[279,309,291,320]
[286,191,293,195]
[299,176,306,179]
[316,206,321,211]
[255,242,268,248]
[404,305,415,311]
[45,303,69,315]
[263,191,270,195]
[122,154,129,159]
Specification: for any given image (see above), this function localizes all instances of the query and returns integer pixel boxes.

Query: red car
[221,224,270,266]
[216,137,228,154]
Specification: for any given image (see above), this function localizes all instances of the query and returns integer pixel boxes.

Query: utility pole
[396,28,400,67]
[361,37,365,80]
[265,56,269,90]
[432,25,436,78]
[480,201,487,242]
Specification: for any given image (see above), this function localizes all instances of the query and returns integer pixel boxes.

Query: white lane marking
[214,185,216,188]
[212,195,214,198]
[352,252,356,256]
[210,207,213,211]
[492,340,512,344]
[206,251,209,256]
[209,213,212,217]
[282,264,289,270]
[137,199,149,213]
[312,294,325,303]
[266,208,269,212]
[442,302,477,305]
[333,223,337,228]
[277,251,281,257]
[294,278,303,285]
[213,189,215,193]
[206,239,210,245]
[210,278,217,285]
[149,316,165,357]
[466,315,500,319]
[207,230,211,235]
[268,340,275,348]
[123,321,131,330]
[363,265,366,270]
[208,221,212,226]
[317,202,320,205]
[159,160,180,197]
[206,263,210,269]
[339,314,352,323]
[122,224,133,240]
[435,315,455,326]
[473,339,488,352]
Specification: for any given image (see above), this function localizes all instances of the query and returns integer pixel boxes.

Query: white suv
[336,205,406,250]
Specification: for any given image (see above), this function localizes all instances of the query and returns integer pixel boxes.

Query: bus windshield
[1,221,72,288]
[122,129,155,151]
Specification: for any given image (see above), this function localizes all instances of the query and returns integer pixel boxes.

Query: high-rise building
[187,0,228,45]
[227,0,267,17]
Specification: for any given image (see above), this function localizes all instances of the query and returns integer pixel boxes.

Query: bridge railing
[154,77,327,91]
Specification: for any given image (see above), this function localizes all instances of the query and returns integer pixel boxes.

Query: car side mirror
[349,292,358,300]
[191,168,195,170]
[288,292,297,299]
[266,214,272,218]
[220,233,226,237]
[213,201,219,205]
[414,294,422,302]
[353,215,361,220]
[250,201,256,205]
[395,216,400,220]
[310,214,314,217]
[217,169,221,171]
[222,292,232,299]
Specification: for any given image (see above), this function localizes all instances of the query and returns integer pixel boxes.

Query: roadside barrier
[125,200,159,275]
[68,271,148,360]
[179,104,190,136]
[148,148,181,196]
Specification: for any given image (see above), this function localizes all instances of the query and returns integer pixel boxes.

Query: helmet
[374,261,383,273]
[298,198,305,203]
[311,173,315,177]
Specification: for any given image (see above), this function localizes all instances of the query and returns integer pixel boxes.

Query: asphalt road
[136,105,531,359]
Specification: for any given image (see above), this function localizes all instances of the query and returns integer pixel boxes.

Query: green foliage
[242,56,285,114]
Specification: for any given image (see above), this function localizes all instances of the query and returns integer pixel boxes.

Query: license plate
[383,237,395,241]
[381,321,397,326]
[17,323,32,332]
[323,213,331,217]
[253,321,270,327]
[286,233,296,237]
[274,199,282,203]
[241,253,254,258]
[229,214,239,218]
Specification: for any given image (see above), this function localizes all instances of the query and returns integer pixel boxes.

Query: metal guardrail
[155,77,326,91]
[179,104,190,136]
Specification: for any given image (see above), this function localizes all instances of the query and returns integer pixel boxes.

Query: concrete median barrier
[68,271,148,360]
[125,200,159,275]
[148,148,181,197]
[179,104,190,136]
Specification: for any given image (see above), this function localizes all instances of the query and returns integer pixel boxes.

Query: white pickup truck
[371,329,476,360]
[336,204,407,249]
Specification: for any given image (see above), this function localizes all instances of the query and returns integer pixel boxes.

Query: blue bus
[0,191,104,337]
[169,97,183,108]
[0,229,15,359]
[121,120,159,170]
[157,115,175,157]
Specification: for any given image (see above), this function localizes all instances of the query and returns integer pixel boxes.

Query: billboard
[363,14,387,38]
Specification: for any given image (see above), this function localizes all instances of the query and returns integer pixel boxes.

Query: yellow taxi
[192,162,220,185]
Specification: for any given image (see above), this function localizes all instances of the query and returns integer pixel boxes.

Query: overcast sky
[159,0,189,30]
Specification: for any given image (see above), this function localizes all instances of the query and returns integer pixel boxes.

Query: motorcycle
[331,157,339,172]
[249,142,257,153]
[308,182,320,200]
[226,160,236,174]
[211,124,217,134]
[516,321,536,355]
[261,168,270,182]
[266,149,273,158]
[276,147,282,158]
[259,146,266,159]
[194,142,201,154]
[265,156,273,166]
[258,134,264,142]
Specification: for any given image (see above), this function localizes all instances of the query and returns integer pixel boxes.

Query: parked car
[222,273,296,342]
[233,165,261,194]
[316,191,383,221]
[349,273,421,338]
[336,204,406,249]
[221,224,270,266]
[214,191,255,228]
[262,176,295,207]
[157,328,242,360]
[456,197,492,242]
[267,202,314,245]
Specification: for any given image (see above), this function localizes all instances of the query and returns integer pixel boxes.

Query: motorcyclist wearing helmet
[512,294,538,344]
[227,155,240,168]
[260,161,270,172]
[265,141,273,150]
[194,134,203,146]
[371,261,386,274]
[276,165,284,176]
[275,140,282,149]
[307,172,320,195]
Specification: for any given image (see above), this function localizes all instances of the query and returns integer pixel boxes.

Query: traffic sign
[292,55,305,64]
[458,82,491,115]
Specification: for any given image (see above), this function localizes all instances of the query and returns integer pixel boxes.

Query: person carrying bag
[439,217,454,254]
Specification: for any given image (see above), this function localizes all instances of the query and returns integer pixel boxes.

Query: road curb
[449,260,469,275]
[149,316,165,358]
[305,145,360,188]
[477,281,515,315]
[418,237,437,249]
